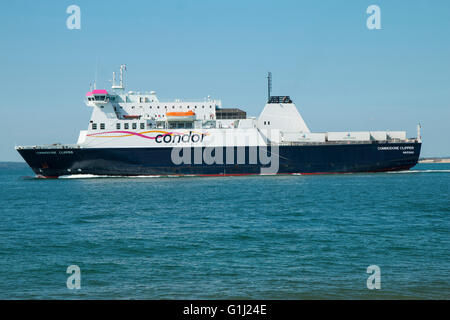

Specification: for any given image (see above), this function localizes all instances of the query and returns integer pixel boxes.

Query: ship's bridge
[86,89,110,105]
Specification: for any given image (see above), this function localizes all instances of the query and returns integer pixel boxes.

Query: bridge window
[125,123,129,129]
[92,123,97,130]
[132,123,137,129]
[116,123,121,130]
[100,123,105,130]
[140,123,145,129]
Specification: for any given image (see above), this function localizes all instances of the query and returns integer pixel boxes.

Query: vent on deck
[268,96,292,104]
[215,108,247,120]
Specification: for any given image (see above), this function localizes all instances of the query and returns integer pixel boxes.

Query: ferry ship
[16,66,422,177]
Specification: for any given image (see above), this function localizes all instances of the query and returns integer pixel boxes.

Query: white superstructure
[76,67,415,149]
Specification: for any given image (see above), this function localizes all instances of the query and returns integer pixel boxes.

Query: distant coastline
[0,161,27,168]
[419,158,450,164]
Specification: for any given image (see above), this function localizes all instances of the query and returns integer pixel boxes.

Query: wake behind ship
[16,67,421,177]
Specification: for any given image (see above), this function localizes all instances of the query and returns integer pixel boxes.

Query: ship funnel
[267,72,272,102]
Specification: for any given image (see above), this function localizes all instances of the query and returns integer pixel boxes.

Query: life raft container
[166,110,196,121]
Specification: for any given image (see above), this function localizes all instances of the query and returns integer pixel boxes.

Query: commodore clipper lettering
[16,67,422,177]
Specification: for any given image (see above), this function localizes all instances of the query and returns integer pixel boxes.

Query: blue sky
[0,0,449,160]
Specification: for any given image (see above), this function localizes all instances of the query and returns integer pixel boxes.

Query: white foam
[60,174,163,179]
[50,169,450,179]
[387,169,450,174]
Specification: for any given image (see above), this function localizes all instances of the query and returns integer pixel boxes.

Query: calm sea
[0,163,448,299]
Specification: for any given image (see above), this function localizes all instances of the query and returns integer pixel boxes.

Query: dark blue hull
[17,142,421,177]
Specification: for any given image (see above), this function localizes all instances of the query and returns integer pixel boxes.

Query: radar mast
[112,64,127,91]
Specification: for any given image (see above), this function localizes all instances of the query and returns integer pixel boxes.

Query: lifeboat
[123,115,141,119]
[166,110,195,121]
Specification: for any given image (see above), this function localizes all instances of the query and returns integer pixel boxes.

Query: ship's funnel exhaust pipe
[267,72,272,103]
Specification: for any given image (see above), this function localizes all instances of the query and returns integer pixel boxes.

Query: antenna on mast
[267,72,272,102]
[95,58,99,90]
[112,64,127,90]
[417,123,422,143]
